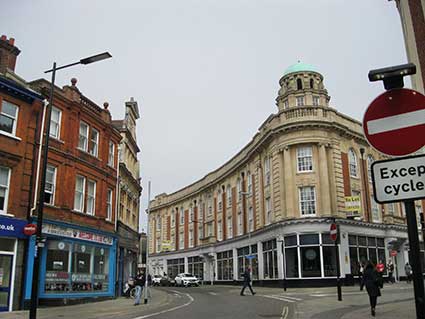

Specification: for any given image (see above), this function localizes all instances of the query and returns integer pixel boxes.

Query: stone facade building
[148,63,425,286]
[0,35,44,312]
[112,98,142,295]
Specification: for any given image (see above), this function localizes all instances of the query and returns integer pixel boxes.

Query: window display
[45,241,71,293]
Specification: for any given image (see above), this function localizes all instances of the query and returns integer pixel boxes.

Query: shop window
[93,247,109,291]
[49,106,61,139]
[0,166,11,214]
[297,146,313,172]
[285,247,299,278]
[323,246,337,277]
[188,256,204,280]
[45,241,71,293]
[44,165,57,205]
[0,238,15,251]
[72,244,92,293]
[300,234,319,245]
[262,239,278,279]
[301,246,321,277]
[0,100,18,136]
[167,258,185,280]
[237,245,258,280]
[217,250,233,280]
[321,233,334,245]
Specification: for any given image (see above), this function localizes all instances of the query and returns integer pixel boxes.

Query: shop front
[24,220,117,305]
[0,215,28,312]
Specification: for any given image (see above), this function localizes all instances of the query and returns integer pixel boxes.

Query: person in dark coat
[362,261,381,317]
[240,267,256,296]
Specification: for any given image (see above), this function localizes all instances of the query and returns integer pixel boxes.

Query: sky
[1,0,408,231]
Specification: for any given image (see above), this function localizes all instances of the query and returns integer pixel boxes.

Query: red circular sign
[363,88,425,156]
[23,223,37,236]
[330,223,337,241]
[390,250,397,257]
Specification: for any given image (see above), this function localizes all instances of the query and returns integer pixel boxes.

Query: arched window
[349,149,357,177]
[367,155,374,182]
[310,79,314,89]
[297,78,303,90]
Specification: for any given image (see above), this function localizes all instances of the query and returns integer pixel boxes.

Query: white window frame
[89,127,99,157]
[237,178,242,202]
[371,196,380,223]
[218,190,222,211]
[312,96,320,106]
[283,100,289,109]
[171,209,176,227]
[0,100,19,136]
[86,179,96,215]
[248,207,254,232]
[217,220,222,241]
[108,141,115,167]
[227,216,233,239]
[297,146,313,172]
[189,229,194,247]
[78,122,89,151]
[180,207,184,224]
[367,155,374,182]
[226,185,232,207]
[156,216,161,230]
[106,188,113,221]
[207,222,213,237]
[189,207,194,223]
[179,232,184,249]
[387,203,395,215]
[264,157,271,186]
[349,149,358,178]
[299,186,316,216]
[49,106,62,139]
[237,212,243,235]
[247,173,252,195]
[74,175,86,212]
[0,166,11,214]
[44,164,57,205]
[265,197,272,225]
[296,96,304,106]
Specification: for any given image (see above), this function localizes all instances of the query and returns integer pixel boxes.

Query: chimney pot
[71,78,78,86]
[9,38,15,46]
[103,102,109,110]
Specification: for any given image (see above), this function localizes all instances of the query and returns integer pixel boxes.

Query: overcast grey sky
[1,0,408,231]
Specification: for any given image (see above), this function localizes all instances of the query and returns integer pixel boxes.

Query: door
[0,255,13,312]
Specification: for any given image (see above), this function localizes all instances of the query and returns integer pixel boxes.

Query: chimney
[0,35,21,74]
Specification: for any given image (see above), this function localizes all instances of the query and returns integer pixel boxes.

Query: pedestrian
[405,262,412,283]
[134,271,144,306]
[387,260,395,284]
[362,261,381,317]
[359,262,365,291]
[240,266,256,296]
[376,260,385,288]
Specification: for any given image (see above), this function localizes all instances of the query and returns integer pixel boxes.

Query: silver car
[174,273,200,287]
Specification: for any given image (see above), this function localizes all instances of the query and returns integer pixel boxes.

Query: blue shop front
[24,220,117,305]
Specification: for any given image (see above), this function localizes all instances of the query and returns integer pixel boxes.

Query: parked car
[174,273,200,287]
[152,275,162,286]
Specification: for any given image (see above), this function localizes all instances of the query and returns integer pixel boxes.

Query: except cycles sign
[371,154,425,203]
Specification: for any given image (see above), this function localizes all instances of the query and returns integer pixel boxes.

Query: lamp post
[29,52,112,319]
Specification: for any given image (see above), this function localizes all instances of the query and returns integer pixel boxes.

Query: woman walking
[363,261,381,317]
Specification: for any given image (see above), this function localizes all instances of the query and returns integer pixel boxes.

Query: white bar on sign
[367,109,425,135]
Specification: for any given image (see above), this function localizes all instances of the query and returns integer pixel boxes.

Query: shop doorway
[0,255,13,312]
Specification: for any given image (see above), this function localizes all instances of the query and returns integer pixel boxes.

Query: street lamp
[30,52,112,319]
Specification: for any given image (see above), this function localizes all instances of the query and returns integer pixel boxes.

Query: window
[296,96,304,106]
[248,207,254,232]
[226,185,232,206]
[189,229,194,247]
[207,222,213,237]
[297,146,313,172]
[188,256,204,280]
[50,106,61,139]
[217,220,222,241]
[78,122,89,151]
[387,203,395,215]
[167,258,185,280]
[74,175,85,212]
[218,190,222,211]
[265,198,272,225]
[313,96,320,106]
[237,245,258,280]
[297,78,303,90]
[237,178,242,202]
[371,196,380,222]
[0,100,18,135]
[180,207,184,224]
[86,180,96,215]
[44,165,57,205]
[349,149,358,177]
[217,250,233,280]
[171,210,175,227]
[264,157,271,185]
[349,235,385,275]
[263,239,278,279]
[310,79,314,89]
[247,173,252,194]
[156,216,161,230]
[156,239,161,253]
[0,166,11,213]
[208,195,212,215]
[283,100,289,109]
[179,232,184,249]
[108,141,115,167]
[416,204,423,229]
[367,155,374,182]
[89,128,99,157]
[106,189,113,221]
[237,212,243,235]
[299,186,316,216]
[227,216,233,238]
[189,206,194,223]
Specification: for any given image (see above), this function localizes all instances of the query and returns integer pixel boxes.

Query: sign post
[367,63,425,319]
[330,221,342,301]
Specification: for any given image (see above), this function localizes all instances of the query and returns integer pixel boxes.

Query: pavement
[0,282,418,319]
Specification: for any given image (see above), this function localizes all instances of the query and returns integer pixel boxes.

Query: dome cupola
[276,61,330,111]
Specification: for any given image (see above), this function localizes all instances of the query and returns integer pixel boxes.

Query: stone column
[277,238,284,279]
[233,247,238,280]
[257,242,264,280]
[184,256,189,273]
[278,148,286,218]
[283,146,295,218]
[319,143,332,215]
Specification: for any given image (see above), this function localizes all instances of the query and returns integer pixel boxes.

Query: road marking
[260,295,296,303]
[281,306,289,319]
[132,291,194,319]
[366,109,425,135]
[208,292,218,295]
[277,295,302,301]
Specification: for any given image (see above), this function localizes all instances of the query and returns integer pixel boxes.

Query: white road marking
[366,109,425,135]
[260,295,296,303]
[132,291,194,319]
[281,306,289,319]
[208,292,218,295]
[277,295,302,301]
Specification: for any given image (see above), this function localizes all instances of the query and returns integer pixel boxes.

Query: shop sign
[390,250,398,257]
[45,271,69,282]
[0,215,28,239]
[344,196,361,214]
[42,224,113,245]
[94,274,107,281]
[71,273,92,283]
[162,241,172,250]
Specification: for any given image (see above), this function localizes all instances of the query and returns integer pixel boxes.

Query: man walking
[387,260,395,284]
[134,271,145,306]
[240,266,256,296]
[405,262,412,283]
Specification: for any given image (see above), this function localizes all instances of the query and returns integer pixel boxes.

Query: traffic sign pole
[405,200,425,319]
[330,219,342,301]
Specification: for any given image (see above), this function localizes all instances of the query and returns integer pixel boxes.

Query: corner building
[148,63,425,286]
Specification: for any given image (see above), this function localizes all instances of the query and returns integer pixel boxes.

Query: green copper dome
[283,62,319,76]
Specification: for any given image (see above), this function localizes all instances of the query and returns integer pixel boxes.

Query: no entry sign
[363,88,425,156]
[23,223,37,236]
[330,223,337,241]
